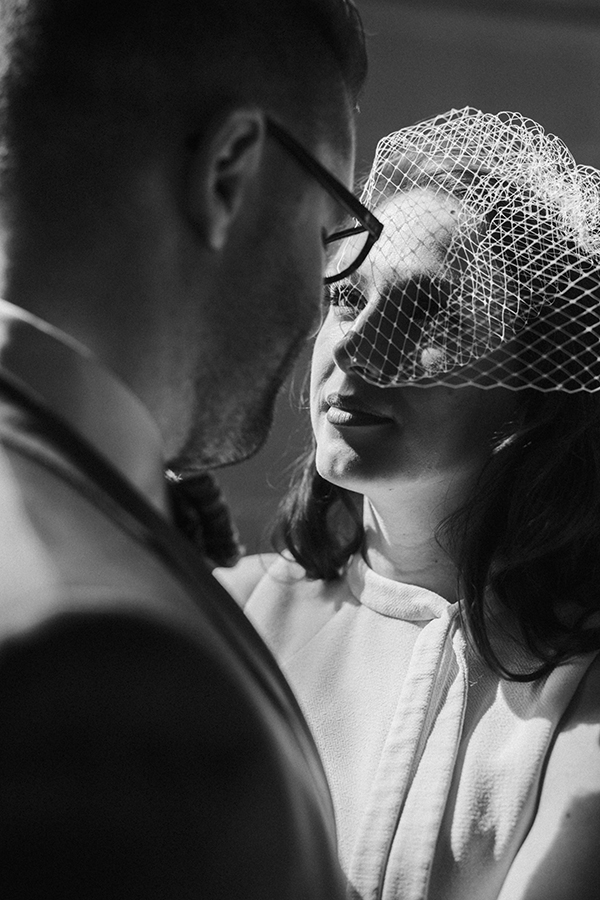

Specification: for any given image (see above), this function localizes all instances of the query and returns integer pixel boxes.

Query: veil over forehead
[330,106,600,391]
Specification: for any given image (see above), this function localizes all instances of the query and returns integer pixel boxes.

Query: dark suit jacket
[0,302,344,899]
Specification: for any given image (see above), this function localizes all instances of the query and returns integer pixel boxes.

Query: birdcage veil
[328,107,600,391]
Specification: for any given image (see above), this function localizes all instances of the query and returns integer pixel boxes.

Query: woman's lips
[325,394,393,427]
[326,407,392,426]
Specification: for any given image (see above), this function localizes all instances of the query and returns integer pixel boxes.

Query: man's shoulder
[0,434,237,643]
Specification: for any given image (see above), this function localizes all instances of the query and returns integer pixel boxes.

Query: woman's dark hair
[275,442,363,582]
[274,389,600,680]
[450,389,600,679]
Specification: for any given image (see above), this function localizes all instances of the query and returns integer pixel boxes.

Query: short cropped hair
[0,0,366,233]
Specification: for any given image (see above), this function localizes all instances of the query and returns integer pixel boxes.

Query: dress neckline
[347,553,453,622]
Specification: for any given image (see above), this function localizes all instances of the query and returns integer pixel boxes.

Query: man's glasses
[266,118,383,284]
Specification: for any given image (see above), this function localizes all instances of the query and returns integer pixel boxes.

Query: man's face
[173,112,355,473]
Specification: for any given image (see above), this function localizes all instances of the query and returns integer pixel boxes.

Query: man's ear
[185,109,266,252]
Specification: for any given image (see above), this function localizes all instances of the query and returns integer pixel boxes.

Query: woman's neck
[361,467,478,602]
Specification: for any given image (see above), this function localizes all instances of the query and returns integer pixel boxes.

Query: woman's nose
[333,329,388,386]
[332,296,406,387]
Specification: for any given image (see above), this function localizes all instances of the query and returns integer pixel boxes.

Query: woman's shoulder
[498,650,600,899]
[214,552,302,609]
[548,650,600,782]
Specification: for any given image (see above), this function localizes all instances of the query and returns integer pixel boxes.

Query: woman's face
[310,188,520,496]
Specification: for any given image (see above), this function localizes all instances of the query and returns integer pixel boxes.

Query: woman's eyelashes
[324,282,368,317]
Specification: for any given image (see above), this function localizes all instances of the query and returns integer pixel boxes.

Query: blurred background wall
[217,0,600,554]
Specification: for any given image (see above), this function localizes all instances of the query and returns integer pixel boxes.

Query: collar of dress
[347,552,455,622]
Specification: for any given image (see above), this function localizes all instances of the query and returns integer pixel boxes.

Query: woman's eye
[324,282,367,317]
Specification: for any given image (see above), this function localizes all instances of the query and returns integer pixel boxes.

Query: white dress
[243,552,597,900]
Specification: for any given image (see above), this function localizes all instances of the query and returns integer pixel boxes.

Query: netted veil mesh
[328,107,600,391]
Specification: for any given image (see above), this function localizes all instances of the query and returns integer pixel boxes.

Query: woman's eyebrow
[384,275,454,318]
